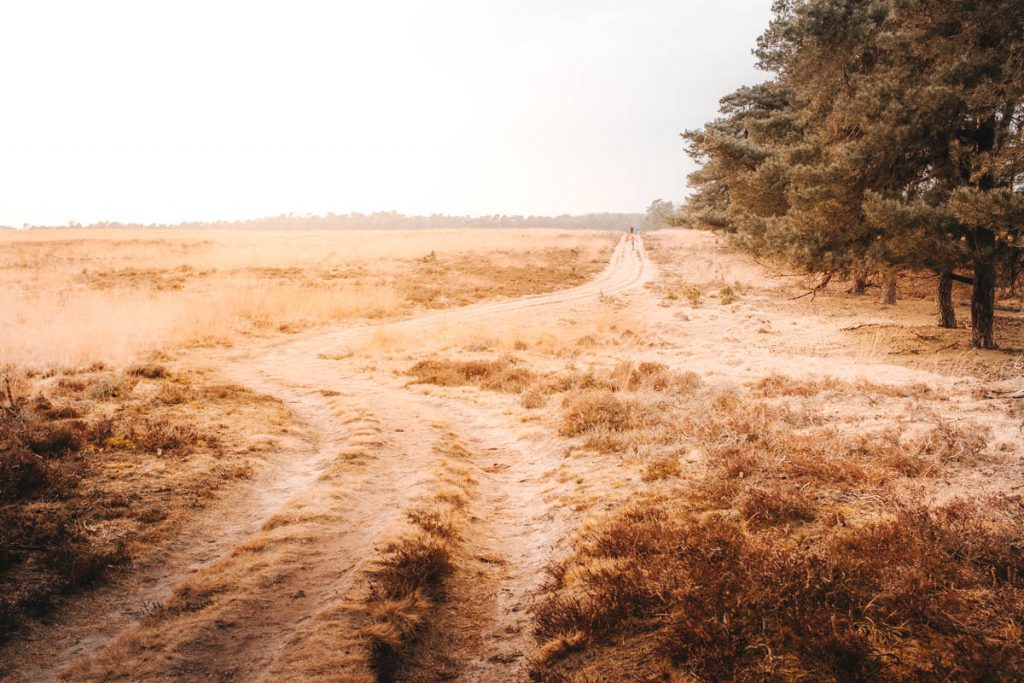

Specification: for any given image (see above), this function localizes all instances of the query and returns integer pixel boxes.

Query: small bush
[737,484,816,526]
[641,456,681,481]
[719,285,736,304]
[406,357,534,393]
[127,363,169,379]
[559,389,639,436]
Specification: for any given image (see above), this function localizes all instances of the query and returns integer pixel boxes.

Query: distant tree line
[683,0,1024,348]
[21,211,644,233]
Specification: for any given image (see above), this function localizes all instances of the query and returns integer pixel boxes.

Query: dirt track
[1,237,651,681]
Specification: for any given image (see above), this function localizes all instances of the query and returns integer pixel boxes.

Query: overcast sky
[0,0,772,226]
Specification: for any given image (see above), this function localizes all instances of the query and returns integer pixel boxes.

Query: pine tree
[683,0,1024,347]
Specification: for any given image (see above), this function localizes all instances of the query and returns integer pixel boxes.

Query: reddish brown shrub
[534,498,1024,681]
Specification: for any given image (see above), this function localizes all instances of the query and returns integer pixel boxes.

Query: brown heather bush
[685,392,989,504]
[406,356,534,393]
[559,389,643,436]
[534,497,1024,681]
[0,366,231,640]
[126,363,169,379]
[410,357,701,415]
[0,375,126,637]
[751,373,934,400]
[535,374,1017,680]
[640,456,682,482]
[737,484,817,526]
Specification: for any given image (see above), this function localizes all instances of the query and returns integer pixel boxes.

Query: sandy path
[0,236,650,681]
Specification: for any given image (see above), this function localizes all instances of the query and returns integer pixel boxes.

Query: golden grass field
[0,228,613,368]
[2,227,1023,681]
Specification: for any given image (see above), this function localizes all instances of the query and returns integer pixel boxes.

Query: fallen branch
[788,273,833,301]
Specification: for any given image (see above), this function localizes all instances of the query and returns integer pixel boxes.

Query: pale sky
[0,1,772,226]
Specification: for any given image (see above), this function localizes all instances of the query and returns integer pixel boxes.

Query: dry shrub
[111,414,204,455]
[86,374,138,400]
[367,535,454,604]
[719,285,737,304]
[127,363,169,379]
[0,377,127,637]
[752,373,934,400]
[641,456,682,482]
[689,393,984,502]
[911,420,989,465]
[681,391,807,444]
[737,484,817,526]
[534,497,1024,681]
[364,529,454,679]
[410,357,701,415]
[521,385,550,409]
[0,366,246,640]
[406,356,534,393]
[151,382,194,406]
[558,389,646,437]
[523,363,702,451]
[751,373,843,397]
[609,361,700,395]
[536,375,1017,680]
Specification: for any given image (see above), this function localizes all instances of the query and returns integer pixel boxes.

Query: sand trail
[1,237,650,681]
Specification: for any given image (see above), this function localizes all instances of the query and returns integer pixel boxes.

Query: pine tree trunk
[937,272,956,328]
[880,272,897,305]
[853,273,867,295]
[971,232,997,349]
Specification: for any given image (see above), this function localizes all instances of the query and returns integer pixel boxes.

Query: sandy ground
[2,229,1021,681]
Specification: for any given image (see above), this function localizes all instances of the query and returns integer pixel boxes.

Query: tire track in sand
[1,236,651,681]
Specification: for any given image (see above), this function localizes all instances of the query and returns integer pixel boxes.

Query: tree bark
[938,272,956,328]
[880,271,897,305]
[853,273,868,295]
[971,231,997,349]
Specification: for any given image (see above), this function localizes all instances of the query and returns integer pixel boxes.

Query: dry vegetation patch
[532,371,1022,681]
[535,496,1024,682]
[0,365,287,640]
[0,229,614,368]
[361,436,477,681]
[406,356,535,393]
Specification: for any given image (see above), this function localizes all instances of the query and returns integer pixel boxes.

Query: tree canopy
[685,0,1024,348]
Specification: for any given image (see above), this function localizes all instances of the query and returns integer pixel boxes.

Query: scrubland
[3,228,1023,682]
[0,227,614,660]
[0,228,613,369]
[0,362,290,640]
[395,230,1024,681]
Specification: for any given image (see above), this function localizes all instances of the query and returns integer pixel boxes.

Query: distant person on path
[628,225,636,251]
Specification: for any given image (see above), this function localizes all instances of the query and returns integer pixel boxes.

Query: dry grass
[0,365,287,640]
[531,372,1020,681]
[750,373,934,399]
[534,497,1024,681]
[361,437,476,681]
[406,356,535,393]
[0,228,615,368]
[406,357,704,455]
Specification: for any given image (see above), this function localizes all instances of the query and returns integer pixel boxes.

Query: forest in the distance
[8,211,644,233]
